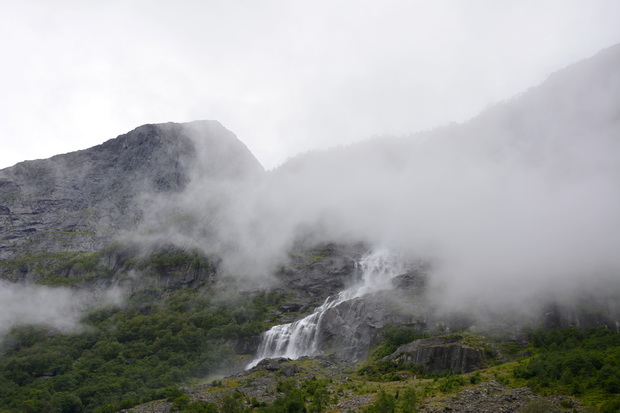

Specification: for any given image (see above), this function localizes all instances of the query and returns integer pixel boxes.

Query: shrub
[366,391,396,413]
[398,388,418,413]
[438,375,465,393]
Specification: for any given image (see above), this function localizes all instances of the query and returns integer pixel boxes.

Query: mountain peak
[0,121,263,262]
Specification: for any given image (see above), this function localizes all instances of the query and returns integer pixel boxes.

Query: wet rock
[228,336,262,355]
[318,290,428,362]
[252,357,292,372]
[282,364,299,377]
[277,243,365,309]
[387,335,486,374]
[391,269,427,292]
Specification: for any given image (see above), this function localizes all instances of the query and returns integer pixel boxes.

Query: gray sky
[1,0,619,170]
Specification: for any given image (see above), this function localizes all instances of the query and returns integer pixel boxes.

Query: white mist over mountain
[1,2,619,171]
[150,44,620,313]
[0,282,124,336]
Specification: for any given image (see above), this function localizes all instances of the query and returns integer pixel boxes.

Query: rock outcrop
[318,289,428,362]
[275,243,365,313]
[419,380,580,413]
[386,334,487,374]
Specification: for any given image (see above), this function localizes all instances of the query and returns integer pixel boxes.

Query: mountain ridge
[0,120,263,265]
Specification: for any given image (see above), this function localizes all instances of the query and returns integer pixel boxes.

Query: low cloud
[141,47,620,314]
[0,282,124,337]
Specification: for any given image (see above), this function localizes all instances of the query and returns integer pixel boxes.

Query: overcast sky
[1,0,619,170]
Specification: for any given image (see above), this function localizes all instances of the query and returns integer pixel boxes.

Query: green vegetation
[254,377,333,412]
[171,376,335,413]
[0,243,217,287]
[0,283,283,412]
[365,388,419,413]
[358,359,423,382]
[436,375,466,393]
[170,391,219,412]
[370,327,422,360]
[517,398,561,413]
[287,245,332,269]
[513,327,620,407]
[366,390,396,412]
[0,251,92,280]
[359,326,424,382]
[2,240,619,412]
[135,249,214,274]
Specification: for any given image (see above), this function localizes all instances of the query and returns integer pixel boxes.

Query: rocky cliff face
[0,121,264,268]
[386,335,487,374]
[275,243,364,313]
[318,293,427,361]
[317,270,429,362]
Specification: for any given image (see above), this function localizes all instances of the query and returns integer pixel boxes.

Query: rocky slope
[124,356,593,413]
[385,335,487,374]
[0,120,263,275]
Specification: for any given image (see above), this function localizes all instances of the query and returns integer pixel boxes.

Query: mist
[140,45,620,315]
[0,282,124,337]
[2,2,620,171]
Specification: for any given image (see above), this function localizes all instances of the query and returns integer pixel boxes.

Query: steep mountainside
[0,120,264,265]
[280,42,620,185]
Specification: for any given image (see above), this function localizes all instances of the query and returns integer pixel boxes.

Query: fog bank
[144,45,620,311]
[0,282,124,337]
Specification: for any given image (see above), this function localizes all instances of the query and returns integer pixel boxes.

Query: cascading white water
[246,248,404,369]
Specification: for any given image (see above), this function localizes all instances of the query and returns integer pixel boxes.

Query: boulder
[386,334,486,374]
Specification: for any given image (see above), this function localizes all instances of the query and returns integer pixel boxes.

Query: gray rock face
[318,291,428,362]
[252,358,299,376]
[541,300,620,331]
[276,243,364,312]
[306,267,429,363]
[0,121,263,267]
[387,334,486,374]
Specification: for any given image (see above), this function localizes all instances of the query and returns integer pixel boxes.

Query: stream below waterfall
[246,248,405,369]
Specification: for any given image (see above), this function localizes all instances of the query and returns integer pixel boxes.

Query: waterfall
[246,248,404,369]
